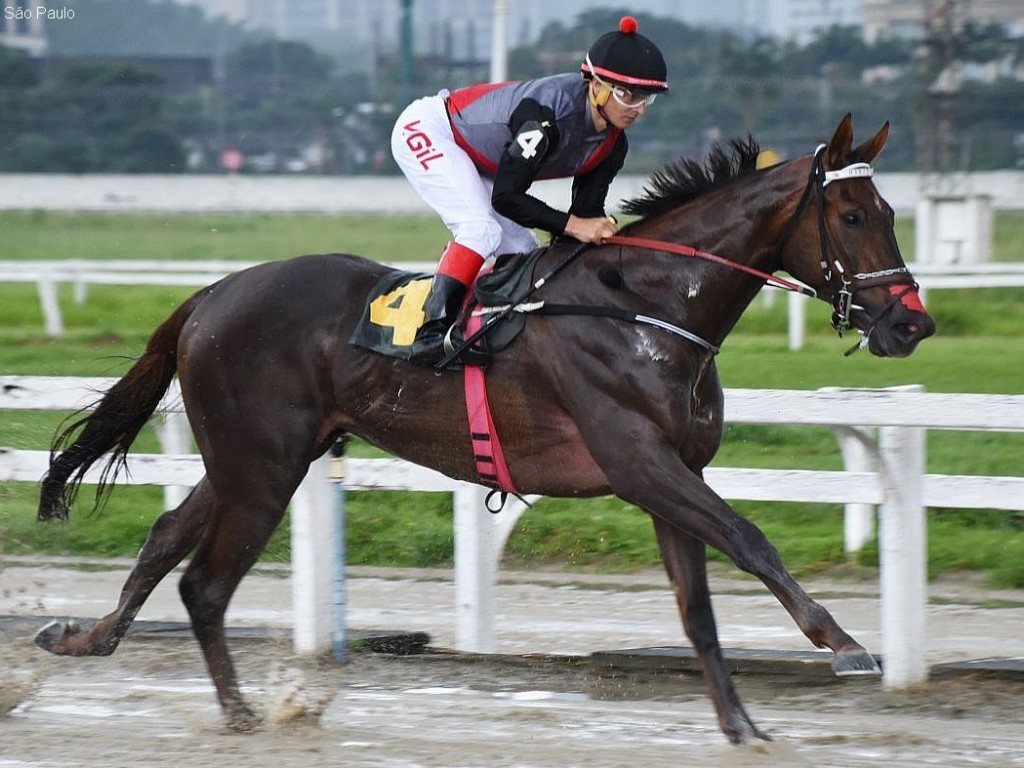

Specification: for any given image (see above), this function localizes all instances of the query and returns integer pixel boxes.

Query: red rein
[602,234,817,297]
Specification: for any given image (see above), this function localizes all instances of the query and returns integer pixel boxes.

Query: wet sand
[2,559,1024,767]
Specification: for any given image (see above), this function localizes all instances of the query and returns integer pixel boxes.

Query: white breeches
[390,94,541,258]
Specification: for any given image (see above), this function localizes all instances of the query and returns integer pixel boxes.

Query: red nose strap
[890,285,926,314]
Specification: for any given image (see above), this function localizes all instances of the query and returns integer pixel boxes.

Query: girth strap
[463,311,517,495]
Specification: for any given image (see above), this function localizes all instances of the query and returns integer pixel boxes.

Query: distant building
[0,0,48,55]
[169,0,856,51]
[752,0,865,45]
[170,0,1024,54]
[864,0,1024,43]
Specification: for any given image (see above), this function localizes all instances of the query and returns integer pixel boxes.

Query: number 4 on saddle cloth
[349,248,544,368]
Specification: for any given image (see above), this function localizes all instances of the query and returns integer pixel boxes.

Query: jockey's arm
[566,132,627,243]
[491,100,627,245]
[490,99,568,234]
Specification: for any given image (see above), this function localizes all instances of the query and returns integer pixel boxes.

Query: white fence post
[787,291,807,351]
[155,411,192,511]
[877,396,928,687]
[290,455,336,655]
[36,276,64,337]
[834,426,877,554]
[454,484,496,653]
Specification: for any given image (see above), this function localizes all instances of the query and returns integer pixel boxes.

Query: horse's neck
[634,193,787,344]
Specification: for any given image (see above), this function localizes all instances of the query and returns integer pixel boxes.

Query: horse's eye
[841,211,862,228]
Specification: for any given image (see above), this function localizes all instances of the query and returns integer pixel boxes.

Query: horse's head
[776,114,935,357]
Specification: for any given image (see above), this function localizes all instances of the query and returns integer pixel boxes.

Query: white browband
[823,162,874,186]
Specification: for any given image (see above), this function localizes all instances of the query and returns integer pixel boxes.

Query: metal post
[399,0,415,106]
[330,454,348,662]
[490,0,508,83]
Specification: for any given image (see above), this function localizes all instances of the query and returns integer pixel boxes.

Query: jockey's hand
[565,214,618,244]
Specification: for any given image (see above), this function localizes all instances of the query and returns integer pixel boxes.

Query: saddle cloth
[348,248,544,362]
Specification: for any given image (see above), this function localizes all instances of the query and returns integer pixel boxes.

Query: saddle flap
[473,247,546,307]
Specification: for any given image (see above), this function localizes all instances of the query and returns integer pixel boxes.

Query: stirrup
[438,326,491,369]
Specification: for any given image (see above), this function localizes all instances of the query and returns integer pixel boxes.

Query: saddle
[349,248,547,366]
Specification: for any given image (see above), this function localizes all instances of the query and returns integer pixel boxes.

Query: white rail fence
[0,260,436,337]
[2,376,1024,689]
[2,259,1024,345]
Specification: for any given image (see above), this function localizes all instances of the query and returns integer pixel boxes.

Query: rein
[603,234,817,298]
[612,144,919,351]
[439,142,921,370]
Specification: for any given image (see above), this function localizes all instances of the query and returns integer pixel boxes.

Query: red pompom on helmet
[581,15,668,93]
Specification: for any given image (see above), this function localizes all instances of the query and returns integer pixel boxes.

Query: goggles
[586,55,658,109]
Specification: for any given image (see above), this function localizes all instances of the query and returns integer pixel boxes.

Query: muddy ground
[3,628,1024,766]
[2,562,1023,767]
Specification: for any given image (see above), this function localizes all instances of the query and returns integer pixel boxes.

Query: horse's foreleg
[35,479,214,657]
[596,430,880,678]
[660,488,880,676]
[651,517,770,744]
[719,513,881,675]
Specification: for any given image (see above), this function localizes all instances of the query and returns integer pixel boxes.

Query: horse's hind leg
[652,517,770,745]
[177,485,295,731]
[35,478,215,657]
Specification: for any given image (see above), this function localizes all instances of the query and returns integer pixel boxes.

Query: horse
[33,114,934,745]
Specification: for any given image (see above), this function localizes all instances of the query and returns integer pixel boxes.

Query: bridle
[607,142,920,355]
[775,143,919,346]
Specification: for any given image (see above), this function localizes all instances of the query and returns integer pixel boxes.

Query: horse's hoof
[833,648,882,676]
[34,619,77,653]
[226,706,263,733]
[722,711,773,745]
[37,501,69,522]
[723,723,773,745]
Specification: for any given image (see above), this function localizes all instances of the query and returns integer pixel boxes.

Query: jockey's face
[590,80,651,130]
[602,90,650,128]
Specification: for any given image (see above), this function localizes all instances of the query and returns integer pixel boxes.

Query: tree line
[1,4,1022,174]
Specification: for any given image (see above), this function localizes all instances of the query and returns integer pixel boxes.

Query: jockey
[390,15,668,366]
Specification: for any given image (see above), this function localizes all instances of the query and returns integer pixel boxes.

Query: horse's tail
[38,288,209,522]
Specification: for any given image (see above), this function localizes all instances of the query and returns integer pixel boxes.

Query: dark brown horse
[34,114,934,744]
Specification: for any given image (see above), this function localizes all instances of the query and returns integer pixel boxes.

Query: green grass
[0,210,450,263]
[1,211,1023,588]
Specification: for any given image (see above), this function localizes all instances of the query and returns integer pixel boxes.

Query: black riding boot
[408,274,467,367]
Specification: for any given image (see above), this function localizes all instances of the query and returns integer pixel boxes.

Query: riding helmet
[581,16,668,93]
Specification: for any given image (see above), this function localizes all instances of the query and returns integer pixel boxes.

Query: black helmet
[581,16,668,93]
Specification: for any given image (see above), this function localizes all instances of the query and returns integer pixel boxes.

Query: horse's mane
[620,136,762,222]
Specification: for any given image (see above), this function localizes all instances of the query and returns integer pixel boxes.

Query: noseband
[776,144,918,344]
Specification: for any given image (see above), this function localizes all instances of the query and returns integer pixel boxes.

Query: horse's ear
[824,113,854,169]
[849,121,890,165]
